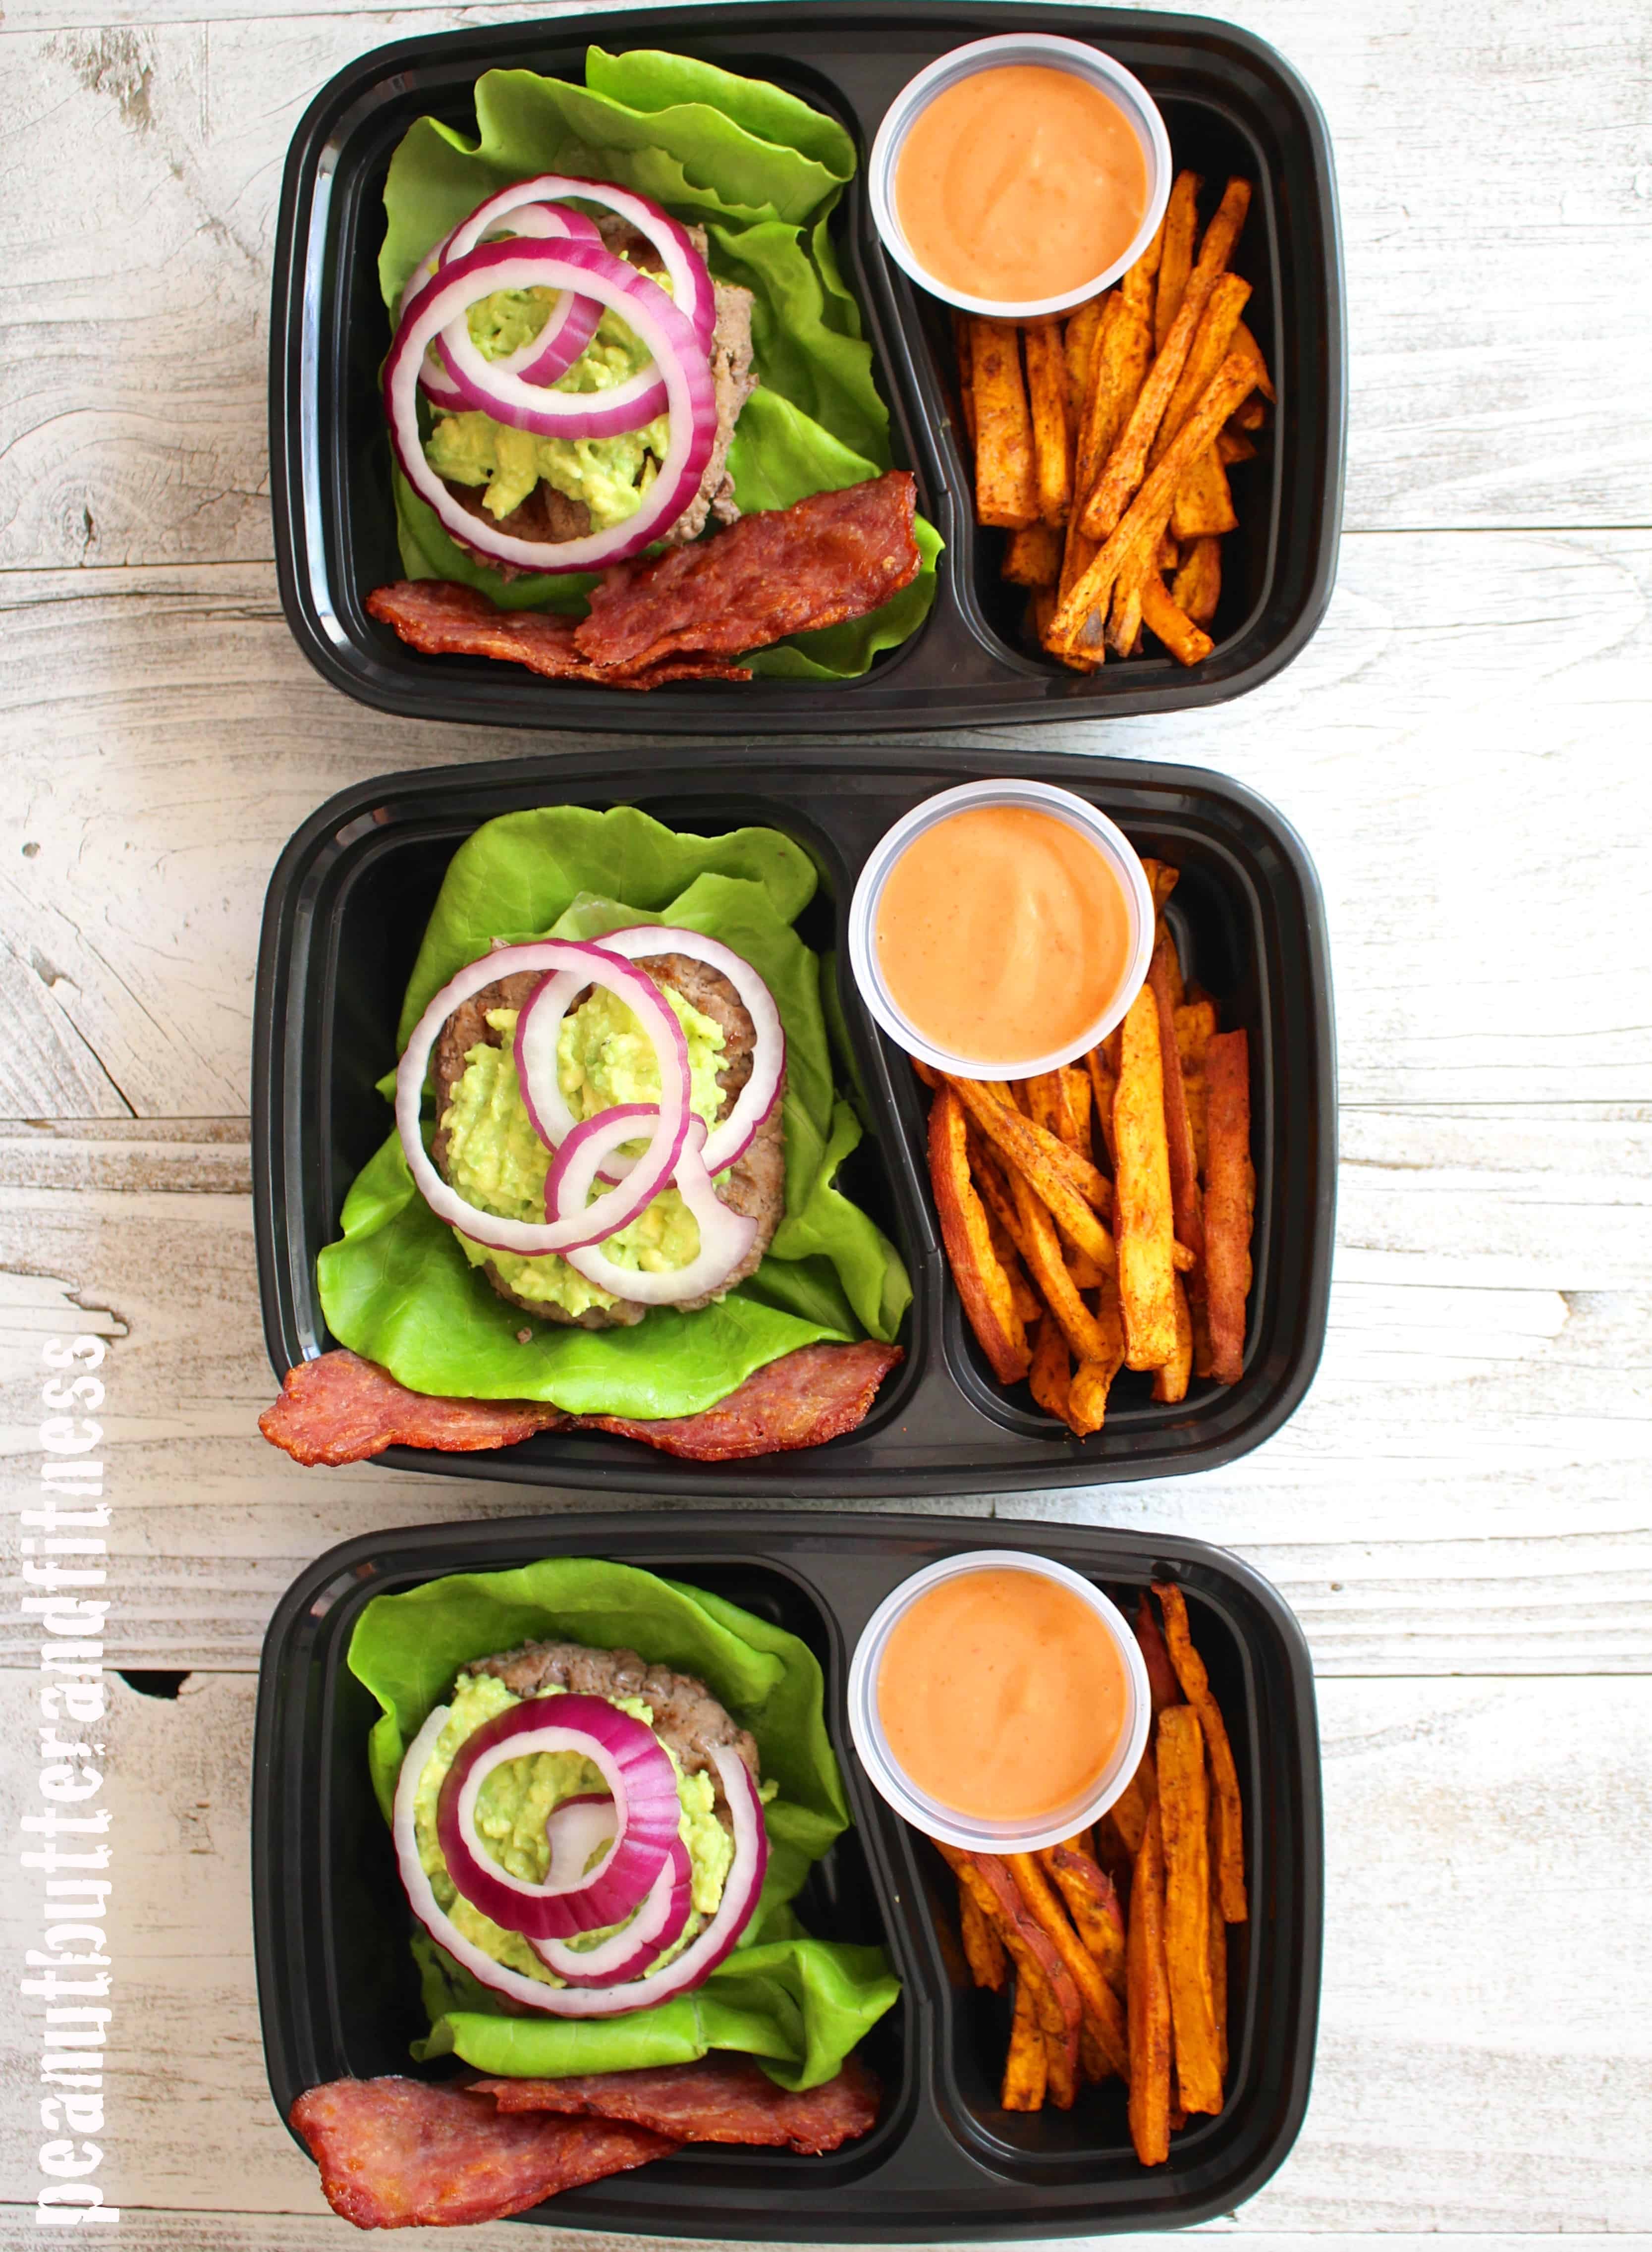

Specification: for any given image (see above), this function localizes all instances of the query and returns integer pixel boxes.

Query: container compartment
[253,1512,1321,2238]
[252,742,1335,1496]
[268,2,1343,734]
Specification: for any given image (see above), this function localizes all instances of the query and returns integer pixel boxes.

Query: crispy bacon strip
[260,1343,903,1469]
[574,471,920,671]
[258,1350,568,1467]
[584,1340,903,1461]
[289,2077,673,2230]
[473,2055,880,2155]
[365,580,752,689]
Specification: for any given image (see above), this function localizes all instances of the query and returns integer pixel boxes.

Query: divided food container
[252,1511,1323,2238]
[251,742,1336,1499]
[268,0,1344,733]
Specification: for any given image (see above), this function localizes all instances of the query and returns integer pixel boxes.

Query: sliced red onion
[531,1835,692,1987]
[445,176,716,352]
[436,1696,681,1939]
[551,1116,758,1307]
[386,239,717,570]
[440,202,603,388]
[394,940,690,1258]
[542,1791,616,1888]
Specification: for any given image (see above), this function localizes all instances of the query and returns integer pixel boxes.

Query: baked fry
[1003,520,1064,587]
[1151,272,1253,466]
[1126,1805,1173,2165]
[1011,1171,1116,1364]
[1216,426,1256,465]
[1113,987,1179,1370]
[1155,1705,1223,2114]
[1140,857,1180,916]
[1007,1851,1130,2078]
[1108,1748,1157,1856]
[1122,202,1165,318]
[1209,1793,1229,2080]
[1041,1843,1128,2000]
[1141,573,1214,666]
[1172,535,1221,626]
[1063,294,1107,422]
[940,1846,1083,2100]
[1028,1315,1074,1428]
[1023,321,1073,526]
[1174,997,1218,1175]
[1202,1031,1254,1384]
[1086,1045,1119,1168]
[927,1083,1032,1384]
[949,1076,1112,1213]
[1172,445,1238,542]
[1152,1272,1195,1403]
[1148,926,1204,1261]
[1002,1972,1048,2110]
[1135,1590,1182,1714]
[1153,1584,1247,1922]
[970,319,1039,529]
[961,1878,1007,1990]
[1232,318,1274,401]
[1079,179,1252,541]
[1065,1269,1126,1435]
[1154,171,1203,351]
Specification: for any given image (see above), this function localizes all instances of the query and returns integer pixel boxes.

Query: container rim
[845,777,1156,1076]
[846,1548,1152,1851]
[867,31,1173,319]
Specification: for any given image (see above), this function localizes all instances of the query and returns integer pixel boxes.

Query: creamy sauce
[874,803,1133,1064]
[877,1567,1128,1822]
[894,63,1148,302]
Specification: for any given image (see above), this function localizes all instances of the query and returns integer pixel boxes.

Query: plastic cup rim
[846,1549,1153,1854]
[845,778,1156,1079]
[867,32,1174,321]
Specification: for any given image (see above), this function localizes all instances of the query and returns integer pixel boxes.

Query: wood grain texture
[1,1674,1647,2227]
[0,0,1649,569]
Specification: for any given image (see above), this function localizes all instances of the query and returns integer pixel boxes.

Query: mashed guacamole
[423,294,669,530]
[412,1672,736,1990]
[441,989,726,1318]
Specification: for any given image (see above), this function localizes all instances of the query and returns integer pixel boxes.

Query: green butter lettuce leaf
[350,1558,899,2087]
[320,808,909,1413]
[378,49,938,677]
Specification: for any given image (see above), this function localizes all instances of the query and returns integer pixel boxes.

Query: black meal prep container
[253,1510,1322,2237]
[268,1,1345,735]
[251,742,1335,1498]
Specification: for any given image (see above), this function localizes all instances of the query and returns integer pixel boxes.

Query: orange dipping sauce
[877,1567,1129,1823]
[874,803,1133,1064]
[894,63,1148,303]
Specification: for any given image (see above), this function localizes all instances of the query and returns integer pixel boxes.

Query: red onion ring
[394,941,691,1258]
[386,240,717,570]
[436,1695,681,1939]
[551,1114,759,1307]
[541,1791,616,1888]
[442,202,603,388]
[531,1835,692,1987]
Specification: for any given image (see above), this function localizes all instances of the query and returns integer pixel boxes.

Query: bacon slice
[575,471,920,672]
[472,2055,881,2155]
[365,581,752,690]
[260,1341,902,1468]
[289,2077,673,2230]
[583,1339,904,1461]
[258,1350,568,1468]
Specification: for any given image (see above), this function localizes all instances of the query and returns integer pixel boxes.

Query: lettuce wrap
[318,805,910,1415]
[350,1556,900,2087]
[380,46,939,677]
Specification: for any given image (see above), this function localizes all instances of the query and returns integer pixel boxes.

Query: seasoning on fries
[941,1583,1247,2167]
[950,167,1274,668]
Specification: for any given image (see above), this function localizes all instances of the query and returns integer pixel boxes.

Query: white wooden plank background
[1,0,1650,2243]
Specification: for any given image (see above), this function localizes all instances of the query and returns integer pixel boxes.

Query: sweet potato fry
[1002,1972,1047,2110]
[1148,926,1203,1262]
[1059,295,1153,615]
[1135,1591,1181,1714]
[960,1878,1007,1991]
[1140,857,1180,916]
[1052,352,1256,656]
[1151,271,1253,467]
[1122,203,1165,317]
[1063,293,1106,422]
[1113,987,1179,1370]
[1028,1315,1073,1428]
[1058,1064,1093,1152]
[1011,1172,1115,1366]
[1041,1844,1128,2001]
[927,1083,1031,1384]
[1172,446,1238,542]
[1155,1705,1223,2114]
[1080,180,1252,541]
[1154,171,1203,351]
[1141,573,1214,667]
[1126,1805,1173,2165]
[1152,1273,1195,1404]
[1174,998,1218,1175]
[948,1076,1111,1213]
[940,1846,1083,2100]
[1209,1794,1228,2080]
[1172,535,1221,627]
[1216,426,1256,465]
[1086,1046,1119,1168]
[1023,321,1073,526]
[1007,1852,1130,2078]
[1065,1268,1126,1435]
[1232,318,1274,401]
[1002,520,1063,587]
[1108,1748,1157,1856]
[1153,1584,1247,1923]
[970,319,1039,529]
[1231,391,1266,431]
[1202,1031,1254,1384]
